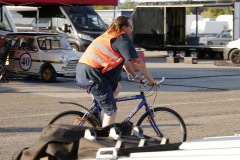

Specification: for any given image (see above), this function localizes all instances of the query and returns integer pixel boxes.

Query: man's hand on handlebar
[135,76,145,83]
[135,76,161,87]
[148,80,161,87]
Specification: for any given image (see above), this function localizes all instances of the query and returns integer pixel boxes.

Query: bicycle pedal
[84,128,97,141]
[109,127,121,140]
[132,126,145,139]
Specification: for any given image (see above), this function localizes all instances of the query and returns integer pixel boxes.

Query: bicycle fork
[77,101,102,126]
[77,102,96,126]
[146,107,164,138]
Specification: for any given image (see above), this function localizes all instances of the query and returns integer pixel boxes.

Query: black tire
[136,107,187,143]
[41,65,57,83]
[167,50,175,57]
[229,49,240,64]
[190,51,198,58]
[208,53,216,59]
[179,51,186,58]
[49,110,100,128]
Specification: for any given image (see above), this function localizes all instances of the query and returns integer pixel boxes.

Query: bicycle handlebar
[140,77,165,88]
[156,77,165,85]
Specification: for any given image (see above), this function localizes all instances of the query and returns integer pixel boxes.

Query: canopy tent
[0,0,118,6]
[0,0,118,32]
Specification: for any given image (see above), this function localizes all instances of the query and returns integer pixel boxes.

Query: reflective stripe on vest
[91,41,119,61]
[79,31,124,73]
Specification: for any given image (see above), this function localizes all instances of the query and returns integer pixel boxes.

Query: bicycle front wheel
[49,110,100,128]
[0,65,5,80]
[137,107,187,143]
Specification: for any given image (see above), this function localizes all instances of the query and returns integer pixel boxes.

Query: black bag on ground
[12,124,89,160]
[12,122,133,160]
[13,122,181,160]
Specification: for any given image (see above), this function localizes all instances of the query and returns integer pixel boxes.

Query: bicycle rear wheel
[136,107,187,143]
[49,110,100,128]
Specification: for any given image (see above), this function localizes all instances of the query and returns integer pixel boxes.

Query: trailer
[96,9,134,26]
[132,0,235,58]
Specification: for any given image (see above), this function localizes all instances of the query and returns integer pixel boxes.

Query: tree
[186,7,194,15]
[187,7,233,18]
[92,5,114,10]
[118,0,136,9]
[204,8,232,18]
[92,0,137,10]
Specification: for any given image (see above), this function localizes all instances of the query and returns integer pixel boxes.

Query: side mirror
[64,24,71,33]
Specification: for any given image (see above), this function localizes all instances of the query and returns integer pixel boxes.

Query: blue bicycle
[49,78,187,143]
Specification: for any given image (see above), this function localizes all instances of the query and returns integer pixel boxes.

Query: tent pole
[196,7,198,37]
[1,6,3,23]
[114,6,117,20]
[36,7,39,33]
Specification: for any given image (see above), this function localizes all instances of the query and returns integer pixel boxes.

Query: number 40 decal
[19,53,32,71]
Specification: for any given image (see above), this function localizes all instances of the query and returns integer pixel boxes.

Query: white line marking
[0,113,59,120]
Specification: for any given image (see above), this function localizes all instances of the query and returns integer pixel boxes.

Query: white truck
[132,1,235,59]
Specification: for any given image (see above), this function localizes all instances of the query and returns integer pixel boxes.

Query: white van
[6,6,107,52]
[5,32,82,82]
[0,6,17,37]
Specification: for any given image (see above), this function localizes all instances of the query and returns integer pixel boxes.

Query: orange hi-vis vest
[79,30,125,73]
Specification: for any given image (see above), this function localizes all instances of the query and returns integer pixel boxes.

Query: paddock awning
[0,0,118,6]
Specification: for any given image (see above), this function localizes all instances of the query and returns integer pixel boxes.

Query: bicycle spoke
[137,107,187,143]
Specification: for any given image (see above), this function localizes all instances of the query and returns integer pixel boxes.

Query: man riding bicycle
[76,16,158,127]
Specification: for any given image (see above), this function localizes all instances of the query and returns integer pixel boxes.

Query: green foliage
[186,7,233,18]
[186,7,194,15]
[201,11,213,18]
[118,0,136,9]
[207,8,225,18]
[92,5,114,10]
[92,1,137,10]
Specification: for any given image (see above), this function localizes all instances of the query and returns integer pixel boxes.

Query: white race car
[5,32,82,82]
[199,29,232,45]
[223,38,240,64]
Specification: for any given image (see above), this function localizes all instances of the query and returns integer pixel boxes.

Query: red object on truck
[130,50,146,71]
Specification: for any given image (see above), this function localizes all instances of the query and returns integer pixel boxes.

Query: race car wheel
[41,65,57,82]
[229,49,240,64]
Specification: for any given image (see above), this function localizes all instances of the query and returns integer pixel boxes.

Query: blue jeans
[76,76,118,116]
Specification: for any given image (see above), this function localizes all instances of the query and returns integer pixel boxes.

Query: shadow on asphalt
[1,57,240,93]
[0,127,43,133]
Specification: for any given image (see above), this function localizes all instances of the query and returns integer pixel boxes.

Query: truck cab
[6,6,107,52]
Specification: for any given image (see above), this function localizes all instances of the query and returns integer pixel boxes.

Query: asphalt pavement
[1,51,240,159]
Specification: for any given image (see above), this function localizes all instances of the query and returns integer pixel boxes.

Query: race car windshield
[37,36,72,50]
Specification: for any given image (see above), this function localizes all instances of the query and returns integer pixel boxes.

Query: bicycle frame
[80,91,164,137]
